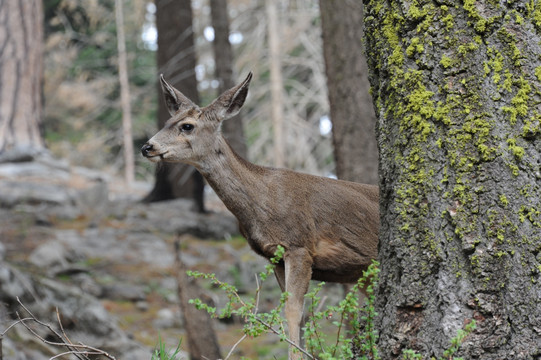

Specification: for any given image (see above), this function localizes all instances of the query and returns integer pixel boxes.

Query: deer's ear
[206,72,252,121]
[160,74,198,116]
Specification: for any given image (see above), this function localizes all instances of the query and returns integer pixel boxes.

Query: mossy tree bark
[363,1,541,358]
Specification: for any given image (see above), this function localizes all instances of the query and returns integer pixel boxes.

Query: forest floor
[0,151,345,360]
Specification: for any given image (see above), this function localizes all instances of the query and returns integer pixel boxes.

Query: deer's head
[141,72,252,165]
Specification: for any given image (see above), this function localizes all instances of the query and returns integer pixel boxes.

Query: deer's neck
[195,136,268,221]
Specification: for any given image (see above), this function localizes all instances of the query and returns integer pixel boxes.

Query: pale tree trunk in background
[210,0,247,159]
[145,0,206,212]
[364,0,541,358]
[115,0,134,186]
[0,0,45,154]
[319,0,378,185]
[265,0,285,168]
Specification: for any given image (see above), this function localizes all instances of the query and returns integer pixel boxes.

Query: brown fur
[142,72,379,359]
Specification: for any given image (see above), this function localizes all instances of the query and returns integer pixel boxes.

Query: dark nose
[141,143,153,157]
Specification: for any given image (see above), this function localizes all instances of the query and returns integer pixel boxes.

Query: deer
[141,72,379,359]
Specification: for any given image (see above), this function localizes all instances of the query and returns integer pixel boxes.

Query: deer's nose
[141,143,153,157]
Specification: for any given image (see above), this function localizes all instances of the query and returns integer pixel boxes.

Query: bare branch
[55,307,76,348]
[223,334,247,360]
[0,298,117,360]
[254,317,316,360]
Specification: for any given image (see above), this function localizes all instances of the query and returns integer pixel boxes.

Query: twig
[254,317,316,360]
[17,298,86,360]
[254,274,261,314]
[0,317,31,338]
[223,334,247,360]
[223,273,316,359]
[0,297,117,360]
[309,295,324,356]
[223,275,260,360]
[55,307,74,347]
[49,350,103,360]
[254,275,315,359]
[14,315,90,360]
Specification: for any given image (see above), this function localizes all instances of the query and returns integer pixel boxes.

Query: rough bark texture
[363,1,541,358]
[210,0,248,159]
[0,0,44,153]
[145,0,205,212]
[319,0,378,185]
[174,241,222,360]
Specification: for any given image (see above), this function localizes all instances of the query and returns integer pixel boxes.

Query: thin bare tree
[210,0,248,159]
[265,0,285,168]
[115,0,135,186]
[0,0,45,154]
[230,1,332,176]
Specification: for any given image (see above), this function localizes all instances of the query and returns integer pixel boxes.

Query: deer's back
[238,169,379,283]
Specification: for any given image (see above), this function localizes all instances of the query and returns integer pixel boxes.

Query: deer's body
[142,73,379,359]
[201,140,378,282]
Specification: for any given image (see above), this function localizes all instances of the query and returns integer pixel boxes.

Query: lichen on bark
[363,0,541,358]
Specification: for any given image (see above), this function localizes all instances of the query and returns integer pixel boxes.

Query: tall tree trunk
[265,0,285,168]
[115,0,135,186]
[210,0,247,159]
[145,0,205,212]
[319,0,378,185]
[0,0,44,154]
[363,1,541,358]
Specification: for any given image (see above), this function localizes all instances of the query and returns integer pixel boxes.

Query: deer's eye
[180,123,194,132]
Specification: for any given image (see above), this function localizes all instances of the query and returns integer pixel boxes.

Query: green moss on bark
[364,0,541,358]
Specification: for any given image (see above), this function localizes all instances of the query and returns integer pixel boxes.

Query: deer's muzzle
[141,143,154,157]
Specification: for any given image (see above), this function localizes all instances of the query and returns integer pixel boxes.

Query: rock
[0,161,67,179]
[129,232,175,268]
[135,300,150,311]
[124,198,239,239]
[0,334,51,360]
[0,152,111,226]
[34,277,151,356]
[72,180,109,223]
[0,154,260,360]
[0,260,153,359]
[0,181,72,208]
[0,148,69,177]
[152,308,183,329]
[72,165,110,182]
[0,264,34,301]
[28,240,70,269]
[0,146,46,164]
[102,283,146,302]
[70,272,103,297]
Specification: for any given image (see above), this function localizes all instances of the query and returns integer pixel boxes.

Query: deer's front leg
[283,247,312,359]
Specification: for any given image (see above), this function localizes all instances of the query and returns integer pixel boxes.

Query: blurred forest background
[0,1,378,358]
[34,0,374,187]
